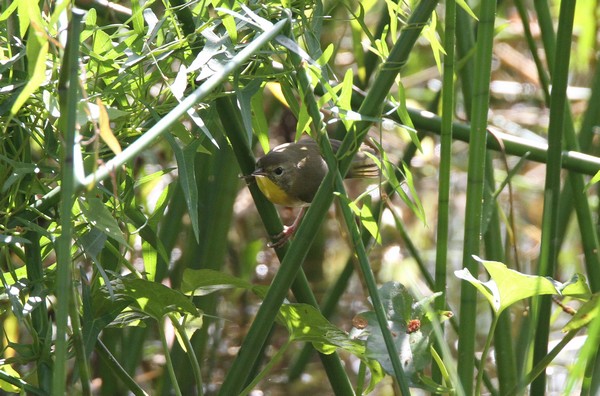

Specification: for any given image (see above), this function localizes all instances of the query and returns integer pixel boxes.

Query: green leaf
[420,11,446,74]
[121,278,198,320]
[82,275,131,355]
[352,283,446,387]
[585,170,600,191]
[181,269,254,296]
[237,78,264,144]
[557,273,592,300]
[340,195,381,244]
[277,303,387,392]
[278,303,365,355]
[11,4,48,115]
[79,196,130,248]
[455,256,559,314]
[166,134,201,243]
[454,0,478,20]
[562,293,600,332]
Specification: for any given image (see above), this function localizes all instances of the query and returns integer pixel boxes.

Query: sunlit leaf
[79,196,130,248]
[96,98,122,155]
[455,256,559,313]
[278,303,365,355]
[562,293,600,332]
[181,269,267,297]
[11,6,48,115]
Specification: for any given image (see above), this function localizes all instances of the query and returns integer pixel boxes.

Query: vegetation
[1,0,599,394]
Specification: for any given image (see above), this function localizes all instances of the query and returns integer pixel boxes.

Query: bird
[248,137,379,247]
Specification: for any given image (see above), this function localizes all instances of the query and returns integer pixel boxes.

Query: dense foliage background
[1,0,599,394]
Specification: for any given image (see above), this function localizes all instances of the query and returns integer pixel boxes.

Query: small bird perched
[249,137,379,247]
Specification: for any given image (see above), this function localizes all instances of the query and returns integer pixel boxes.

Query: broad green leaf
[352,282,447,387]
[455,256,559,314]
[181,269,254,296]
[79,196,130,248]
[562,293,600,332]
[557,273,592,300]
[82,275,130,355]
[278,303,365,355]
[121,278,198,320]
[277,303,386,393]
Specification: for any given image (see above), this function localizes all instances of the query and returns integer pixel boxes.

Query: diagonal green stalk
[334,174,410,394]
[53,9,85,395]
[33,17,290,208]
[218,96,354,395]
[95,340,148,396]
[219,2,439,394]
[531,1,577,394]
[529,0,600,294]
[456,1,497,392]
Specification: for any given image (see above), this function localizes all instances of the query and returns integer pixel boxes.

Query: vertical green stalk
[169,314,203,396]
[531,1,576,394]
[159,317,182,396]
[483,158,517,394]
[53,8,85,395]
[527,0,600,295]
[456,1,497,393]
[24,231,52,392]
[434,0,456,387]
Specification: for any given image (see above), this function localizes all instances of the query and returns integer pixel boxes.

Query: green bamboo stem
[335,174,410,394]
[159,318,182,396]
[24,231,52,392]
[70,285,92,395]
[337,0,440,162]
[218,3,442,389]
[168,314,203,396]
[456,1,497,392]
[218,96,354,395]
[483,158,517,394]
[53,9,85,395]
[531,1,577,394]
[434,0,456,386]
[336,90,600,176]
[0,370,45,395]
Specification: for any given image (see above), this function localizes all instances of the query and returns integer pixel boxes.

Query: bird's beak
[251,168,267,177]
[239,168,264,182]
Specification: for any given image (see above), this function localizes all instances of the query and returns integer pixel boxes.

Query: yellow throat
[255,176,305,207]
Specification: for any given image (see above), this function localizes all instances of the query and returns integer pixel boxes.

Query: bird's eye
[274,167,284,176]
